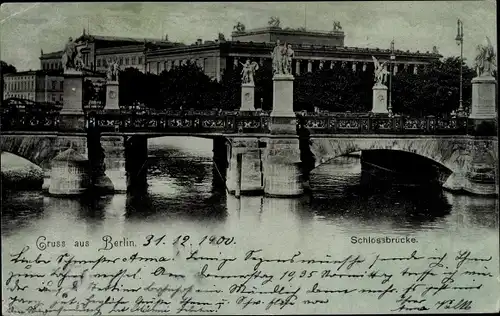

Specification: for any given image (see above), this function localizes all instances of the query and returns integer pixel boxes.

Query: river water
[2,136,499,314]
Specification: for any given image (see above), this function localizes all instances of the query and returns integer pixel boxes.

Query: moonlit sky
[0,1,497,71]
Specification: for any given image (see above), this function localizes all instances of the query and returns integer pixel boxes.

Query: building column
[307,60,313,73]
[319,60,324,70]
[413,64,418,75]
[233,57,239,70]
[352,61,357,72]
[393,64,398,75]
[259,57,264,67]
[362,62,367,72]
[295,59,301,75]
[330,60,335,69]
[403,63,408,73]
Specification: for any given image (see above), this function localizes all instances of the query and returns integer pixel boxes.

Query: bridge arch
[0,134,88,170]
[0,136,60,169]
[309,136,477,175]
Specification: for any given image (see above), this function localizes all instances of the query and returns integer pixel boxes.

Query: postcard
[1,1,499,314]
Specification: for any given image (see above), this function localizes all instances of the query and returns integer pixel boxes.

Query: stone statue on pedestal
[474,37,497,77]
[61,37,87,73]
[106,60,120,82]
[241,60,259,84]
[372,56,389,85]
[271,40,294,75]
[283,44,294,75]
[271,40,282,75]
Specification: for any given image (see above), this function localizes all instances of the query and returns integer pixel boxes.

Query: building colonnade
[145,56,424,77]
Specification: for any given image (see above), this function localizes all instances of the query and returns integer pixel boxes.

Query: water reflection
[1,191,45,236]
[125,190,227,223]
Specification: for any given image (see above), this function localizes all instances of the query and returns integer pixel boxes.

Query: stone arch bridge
[1,110,497,196]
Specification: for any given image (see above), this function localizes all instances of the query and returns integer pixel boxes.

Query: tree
[218,68,241,110]
[294,64,372,112]
[391,57,475,116]
[158,62,217,110]
[119,67,147,107]
[1,61,17,104]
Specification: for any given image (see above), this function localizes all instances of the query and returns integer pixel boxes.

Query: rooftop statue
[333,21,342,31]
[233,22,246,33]
[241,59,259,84]
[372,56,389,85]
[61,37,87,73]
[268,16,281,28]
[474,36,497,77]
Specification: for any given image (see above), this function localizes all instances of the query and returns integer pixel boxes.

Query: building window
[52,81,56,90]
[60,81,64,90]
[132,56,137,65]
[60,95,63,101]
[119,57,123,65]
[138,57,143,65]
[125,57,129,65]
[52,94,56,102]
[97,59,101,67]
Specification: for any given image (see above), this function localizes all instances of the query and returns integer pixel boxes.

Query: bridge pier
[262,73,304,197]
[464,139,498,195]
[264,137,303,197]
[125,136,148,191]
[212,137,228,188]
[226,137,263,195]
[91,135,148,193]
[47,135,89,195]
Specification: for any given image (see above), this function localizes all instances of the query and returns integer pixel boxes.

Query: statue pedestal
[469,75,497,119]
[240,83,255,111]
[60,71,85,132]
[270,74,296,135]
[372,84,388,114]
[105,81,120,111]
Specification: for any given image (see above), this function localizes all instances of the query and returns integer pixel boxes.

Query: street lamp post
[389,39,395,115]
[455,19,464,116]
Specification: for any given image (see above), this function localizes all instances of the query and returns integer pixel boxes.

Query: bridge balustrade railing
[297,114,468,135]
[0,108,60,131]
[86,111,271,134]
[0,107,469,136]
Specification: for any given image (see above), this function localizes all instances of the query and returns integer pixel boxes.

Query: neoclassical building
[40,31,178,73]
[3,70,64,104]
[40,25,442,81]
